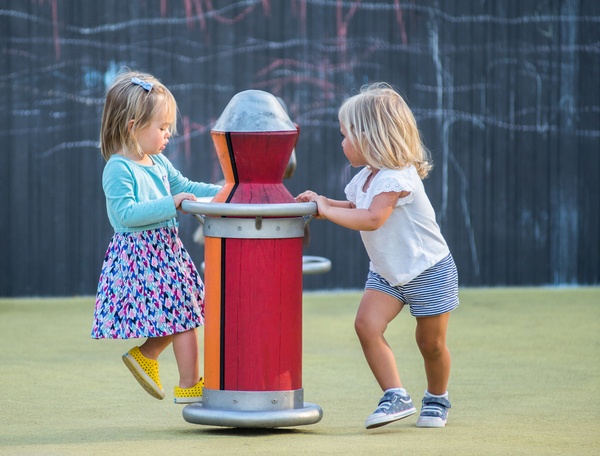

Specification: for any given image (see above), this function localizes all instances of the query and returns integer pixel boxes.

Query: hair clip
[131,77,153,92]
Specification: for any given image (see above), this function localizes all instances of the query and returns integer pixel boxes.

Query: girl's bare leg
[172,328,200,389]
[415,312,451,395]
[139,335,173,359]
[354,289,404,391]
[136,330,200,388]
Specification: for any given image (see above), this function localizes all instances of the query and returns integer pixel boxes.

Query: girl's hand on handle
[296,190,318,202]
[173,193,197,214]
[296,190,328,219]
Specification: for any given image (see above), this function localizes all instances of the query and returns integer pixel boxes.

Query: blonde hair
[100,70,178,161]
[338,82,432,179]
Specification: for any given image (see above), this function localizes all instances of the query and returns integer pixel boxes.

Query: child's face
[340,123,366,168]
[133,107,172,156]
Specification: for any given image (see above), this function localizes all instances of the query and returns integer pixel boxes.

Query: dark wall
[1,1,598,296]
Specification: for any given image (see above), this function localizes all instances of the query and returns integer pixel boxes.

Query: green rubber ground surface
[1,288,598,455]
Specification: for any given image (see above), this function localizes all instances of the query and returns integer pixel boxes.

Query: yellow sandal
[174,378,204,404]
[122,346,165,400]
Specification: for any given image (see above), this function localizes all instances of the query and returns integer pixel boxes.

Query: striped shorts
[365,254,459,317]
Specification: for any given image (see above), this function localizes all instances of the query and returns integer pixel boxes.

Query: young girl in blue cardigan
[91,70,221,404]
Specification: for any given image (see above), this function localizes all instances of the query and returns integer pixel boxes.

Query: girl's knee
[415,313,450,356]
[354,314,381,342]
[354,315,369,339]
[416,334,446,357]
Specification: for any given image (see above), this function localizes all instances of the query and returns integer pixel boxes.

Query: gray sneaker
[365,390,417,429]
[416,396,451,428]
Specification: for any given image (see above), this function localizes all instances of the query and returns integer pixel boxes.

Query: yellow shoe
[174,378,204,404]
[122,346,165,400]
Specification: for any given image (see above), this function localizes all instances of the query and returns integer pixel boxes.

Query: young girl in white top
[91,70,221,404]
[297,82,458,429]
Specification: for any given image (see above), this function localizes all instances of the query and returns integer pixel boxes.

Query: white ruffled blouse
[344,166,450,286]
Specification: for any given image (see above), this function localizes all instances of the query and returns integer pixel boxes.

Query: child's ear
[127,119,135,133]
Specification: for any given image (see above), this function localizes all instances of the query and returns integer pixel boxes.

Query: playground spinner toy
[181,90,329,428]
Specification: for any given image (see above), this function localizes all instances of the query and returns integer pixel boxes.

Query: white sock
[424,390,448,399]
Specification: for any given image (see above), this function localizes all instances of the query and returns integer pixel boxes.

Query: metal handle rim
[182,200,317,217]
[302,255,332,275]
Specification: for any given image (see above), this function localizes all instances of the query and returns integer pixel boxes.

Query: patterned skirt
[91,226,204,339]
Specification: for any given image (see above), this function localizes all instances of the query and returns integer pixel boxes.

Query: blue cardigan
[102,154,221,232]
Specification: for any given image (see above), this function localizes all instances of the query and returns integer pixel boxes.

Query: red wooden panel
[229,132,297,185]
[222,237,303,391]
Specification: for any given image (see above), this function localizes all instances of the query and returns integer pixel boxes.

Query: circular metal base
[182,389,322,428]
[182,402,323,429]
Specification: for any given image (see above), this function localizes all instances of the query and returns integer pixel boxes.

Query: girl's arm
[159,154,222,198]
[297,189,409,231]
